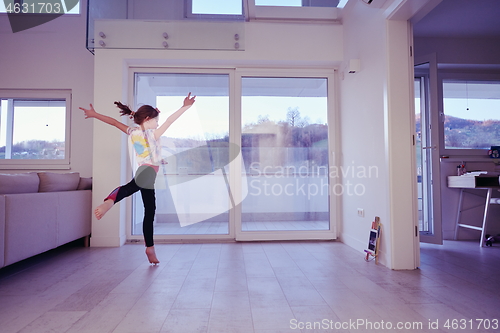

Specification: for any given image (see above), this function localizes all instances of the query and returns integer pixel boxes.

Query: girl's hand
[79,104,98,119]
[183,92,196,107]
[153,93,196,140]
[78,103,129,133]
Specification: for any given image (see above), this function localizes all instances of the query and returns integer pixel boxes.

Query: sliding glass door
[131,69,336,242]
[132,71,231,238]
[238,76,333,239]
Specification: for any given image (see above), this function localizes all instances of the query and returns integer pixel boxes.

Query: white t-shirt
[127,127,161,167]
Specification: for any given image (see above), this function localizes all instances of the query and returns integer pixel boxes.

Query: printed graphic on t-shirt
[131,134,149,158]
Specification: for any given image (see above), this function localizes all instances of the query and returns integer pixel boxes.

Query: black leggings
[105,165,157,247]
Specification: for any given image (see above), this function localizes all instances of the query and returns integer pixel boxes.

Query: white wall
[339,1,389,263]
[0,4,94,176]
[340,0,419,269]
[414,37,500,65]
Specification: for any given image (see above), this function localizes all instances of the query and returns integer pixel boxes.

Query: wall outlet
[357,208,365,217]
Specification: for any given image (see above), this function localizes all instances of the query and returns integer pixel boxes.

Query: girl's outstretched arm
[154,92,196,140]
[80,104,129,134]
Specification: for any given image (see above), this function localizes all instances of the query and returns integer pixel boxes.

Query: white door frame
[126,66,339,242]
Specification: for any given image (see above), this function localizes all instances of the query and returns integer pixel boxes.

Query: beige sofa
[0,172,92,268]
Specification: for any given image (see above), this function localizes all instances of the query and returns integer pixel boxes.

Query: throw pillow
[0,172,40,194]
[77,177,93,190]
[38,172,80,192]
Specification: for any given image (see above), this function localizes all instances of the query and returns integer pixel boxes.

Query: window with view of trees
[241,76,330,232]
[442,80,500,150]
[0,92,70,165]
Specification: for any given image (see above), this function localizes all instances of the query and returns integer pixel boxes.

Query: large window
[442,80,500,151]
[0,90,71,166]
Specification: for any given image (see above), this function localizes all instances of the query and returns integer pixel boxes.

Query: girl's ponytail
[114,101,135,119]
[114,101,158,125]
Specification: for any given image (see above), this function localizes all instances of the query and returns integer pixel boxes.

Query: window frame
[438,72,500,157]
[126,66,338,243]
[0,89,72,169]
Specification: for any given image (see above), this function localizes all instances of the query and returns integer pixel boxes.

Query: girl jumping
[80,93,196,264]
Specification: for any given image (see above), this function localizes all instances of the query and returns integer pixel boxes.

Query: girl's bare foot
[146,246,160,265]
[94,199,114,220]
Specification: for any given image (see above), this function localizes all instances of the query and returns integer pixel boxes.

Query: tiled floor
[0,240,499,333]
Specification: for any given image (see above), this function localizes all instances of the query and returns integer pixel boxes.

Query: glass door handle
[422,146,436,150]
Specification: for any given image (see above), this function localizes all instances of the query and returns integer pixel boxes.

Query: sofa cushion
[77,177,93,190]
[0,172,40,194]
[38,172,80,192]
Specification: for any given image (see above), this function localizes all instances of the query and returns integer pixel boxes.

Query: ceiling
[412,0,500,38]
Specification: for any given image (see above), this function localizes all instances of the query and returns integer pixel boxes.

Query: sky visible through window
[192,0,242,15]
[155,95,327,141]
[444,98,500,121]
[12,106,65,144]
[0,101,65,147]
[443,82,500,121]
